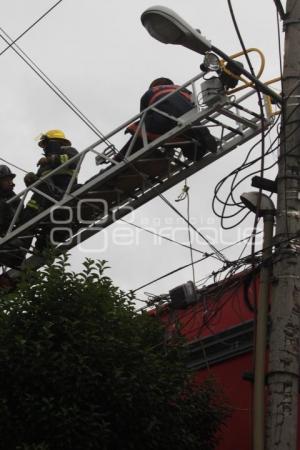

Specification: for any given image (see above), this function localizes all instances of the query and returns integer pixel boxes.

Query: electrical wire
[132,232,264,293]
[0,157,29,174]
[216,88,300,202]
[0,1,63,58]
[0,27,113,147]
[211,88,300,227]
[159,192,227,263]
[135,224,300,315]
[226,0,266,269]
[0,10,279,278]
[273,0,286,20]
[120,218,207,255]
[212,115,280,229]
[3,30,227,266]
[186,186,196,284]
[141,267,259,359]
[0,12,250,268]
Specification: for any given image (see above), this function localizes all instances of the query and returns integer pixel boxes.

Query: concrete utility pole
[267,1,300,449]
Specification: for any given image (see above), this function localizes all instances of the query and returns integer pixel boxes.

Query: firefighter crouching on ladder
[114,77,217,162]
[21,129,79,252]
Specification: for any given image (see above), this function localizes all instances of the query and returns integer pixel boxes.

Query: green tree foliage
[0,256,230,450]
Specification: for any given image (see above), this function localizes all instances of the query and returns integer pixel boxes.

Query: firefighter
[33,129,78,189]
[115,77,217,162]
[0,165,20,236]
[21,129,79,251]
[0,165,24,271]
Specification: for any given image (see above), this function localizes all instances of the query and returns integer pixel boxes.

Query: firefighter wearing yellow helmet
[38,129,71,147]
[21,129,79,252]
[24,128,78,195]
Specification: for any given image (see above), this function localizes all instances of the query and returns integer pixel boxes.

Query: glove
[37,155,56,167]
[24,172,39,187]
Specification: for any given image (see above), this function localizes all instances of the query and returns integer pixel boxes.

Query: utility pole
[267,1,300,449]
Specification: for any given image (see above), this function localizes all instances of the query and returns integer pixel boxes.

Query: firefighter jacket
[37,141,79,183]
[140,84,194,134]
[0,190,21,236]
[25,142,79,214]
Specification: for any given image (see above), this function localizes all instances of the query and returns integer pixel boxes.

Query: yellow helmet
[38,129,71,147]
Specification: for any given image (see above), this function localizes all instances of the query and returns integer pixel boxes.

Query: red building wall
[196,355,253,450]
[155,273,300,450]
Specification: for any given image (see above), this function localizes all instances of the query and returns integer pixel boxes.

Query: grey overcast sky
[0,1,283,301]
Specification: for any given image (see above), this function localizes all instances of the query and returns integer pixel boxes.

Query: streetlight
[141,6,212,54]
[240,192,275,450]
[141,6,281,104]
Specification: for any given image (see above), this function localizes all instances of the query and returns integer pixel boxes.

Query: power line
[210,95,300,229]
[159,192,227,263]
[0,19,225,272]
[0,39,229,269]
[0,27,113,147]
[0,157,29,174]
[0,1,63,58]
[226,0,266,268]
[273,0,286,20]
[120,218,208,255]
[186,186,196,283]
[0,14,239,266]
[212,116,280,229]
[132,232,263,293]
[0,10,264,273]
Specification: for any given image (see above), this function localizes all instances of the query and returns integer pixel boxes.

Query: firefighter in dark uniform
[21,129,79,251]
[0,165,20,236]
[115,77,217,162]
[0,165,24,270]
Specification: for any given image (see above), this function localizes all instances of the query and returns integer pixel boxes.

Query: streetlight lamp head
[141,8,185,44]
[141,6,212,55]
[240,192,276,217]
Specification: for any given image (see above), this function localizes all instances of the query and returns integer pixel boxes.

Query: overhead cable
[0,0,63,58]
[132,232,263,293]
[273,0,286,20]
[159,193,227,263]
[226,0,266,263]
[0,27,113,146]
[120,218,208,255]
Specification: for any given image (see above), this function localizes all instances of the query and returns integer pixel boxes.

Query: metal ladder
[0,70,275,282]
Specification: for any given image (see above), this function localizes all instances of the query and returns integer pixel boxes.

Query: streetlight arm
[212,46,282,104]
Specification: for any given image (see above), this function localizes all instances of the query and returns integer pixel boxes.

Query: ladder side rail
[57,117,267,254]
[5,72,207,210]
[4,72,260,221]
[0,101,225,247]
[1,79,267,247]
[78,101,226,192]
[5,73,266,218]
[6,117,266,278]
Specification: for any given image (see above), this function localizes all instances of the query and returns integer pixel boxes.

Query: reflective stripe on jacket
[148,85,192,106]
[37,146,78,179]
